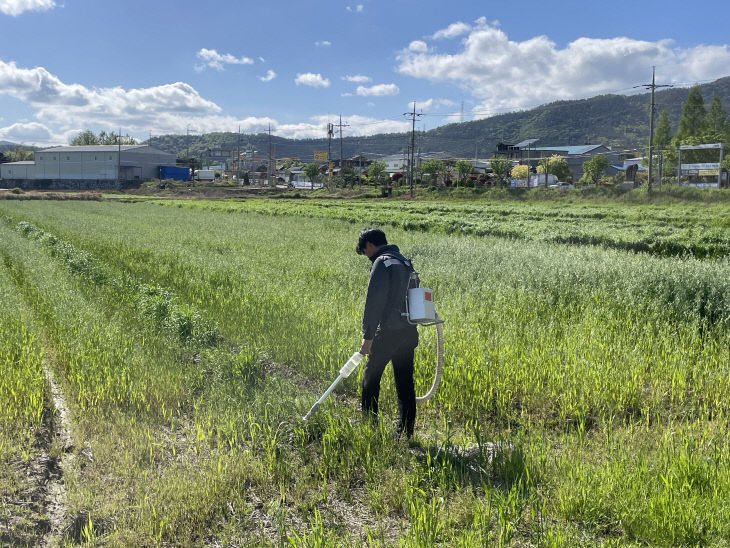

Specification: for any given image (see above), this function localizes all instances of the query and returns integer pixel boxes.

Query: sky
[1,0,730,146]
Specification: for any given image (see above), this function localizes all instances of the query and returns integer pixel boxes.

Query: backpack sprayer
[303,272,444,421]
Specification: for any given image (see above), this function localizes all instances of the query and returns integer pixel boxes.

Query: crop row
[7,217,219,347]
[153,198,730,259]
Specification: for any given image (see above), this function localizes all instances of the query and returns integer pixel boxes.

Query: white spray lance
[302,282,444,421]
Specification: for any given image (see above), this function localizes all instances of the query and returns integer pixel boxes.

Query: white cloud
[0,0,54,16]
[346,4,363,12]
[295,72,330,87]
[356,83,400,97]
[0,59,226,144]
[195,48,254,71]
[341,92,353,97]
[407,98,456,111]
[0,121,52,143]
[258,56,265,63]
[408,40,428,53]
[258,70,276,82]
[0,60,411,146]
[432,21,471,40]
[315,40,332,47]
[342,74,371,83]
[397,20,730,115]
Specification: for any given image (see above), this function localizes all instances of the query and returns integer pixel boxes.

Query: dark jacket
[362,245,415,339]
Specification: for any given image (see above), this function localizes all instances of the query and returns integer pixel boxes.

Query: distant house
[381,154,407,176]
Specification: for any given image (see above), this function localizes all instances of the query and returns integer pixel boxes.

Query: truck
[194,169,215,181]
[159,166,190,181]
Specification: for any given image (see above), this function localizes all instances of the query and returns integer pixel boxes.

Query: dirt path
[40,353,75,547]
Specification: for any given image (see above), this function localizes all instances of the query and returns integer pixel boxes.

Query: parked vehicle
[194,169,215,181]
[549,182,574,189]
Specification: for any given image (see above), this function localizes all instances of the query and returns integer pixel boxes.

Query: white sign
[680,163,720,170]
[679,143,722,150]
[680,182,719,189]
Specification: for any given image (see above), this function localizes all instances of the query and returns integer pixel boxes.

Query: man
[356,228,419,438]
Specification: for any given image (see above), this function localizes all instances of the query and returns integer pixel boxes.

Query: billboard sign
[313,150,328,162]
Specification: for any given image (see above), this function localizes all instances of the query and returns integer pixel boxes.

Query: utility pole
[268,123,272,187]
[635,67,672,193]
[403,102,422,197]
[334,116,349,182]
[116,128,121,189]
[237,126,241,185]
[327,122,334,182]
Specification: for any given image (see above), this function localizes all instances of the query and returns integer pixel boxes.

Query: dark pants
[361,327,419,437]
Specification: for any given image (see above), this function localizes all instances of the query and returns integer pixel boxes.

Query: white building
[0,161,35,179]
[31,145,176,181]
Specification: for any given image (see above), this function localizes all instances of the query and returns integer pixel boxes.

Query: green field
[1,197,730,546]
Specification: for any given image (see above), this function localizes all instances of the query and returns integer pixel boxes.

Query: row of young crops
[2,198,730,545]
[151,197,730,259]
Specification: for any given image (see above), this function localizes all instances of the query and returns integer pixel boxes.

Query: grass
[148,197,730,260]
[1,198,730,545]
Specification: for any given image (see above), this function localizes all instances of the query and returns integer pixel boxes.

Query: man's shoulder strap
[379,254,413,270]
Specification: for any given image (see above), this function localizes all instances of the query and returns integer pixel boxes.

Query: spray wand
[302,352,363,421]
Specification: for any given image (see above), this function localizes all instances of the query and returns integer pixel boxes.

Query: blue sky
[1,0,730,146]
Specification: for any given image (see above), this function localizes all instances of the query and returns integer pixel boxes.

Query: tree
[489,155,512,186]
[675,86,707,141]
[510,165,528,180]
[420,159,444,185]
[654,111,672,149]
[454,160,473,186]
[367,160,387,187]
[70,130,99,145]
[706,96,727,134]
[652,111,674,178]
[303,163,320,187]
[4,149,34,162]
[536,156,571,184]
[70,129,137,146]
[581,155,609,184]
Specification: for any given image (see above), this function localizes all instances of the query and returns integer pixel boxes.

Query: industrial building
[0,145,177,189]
